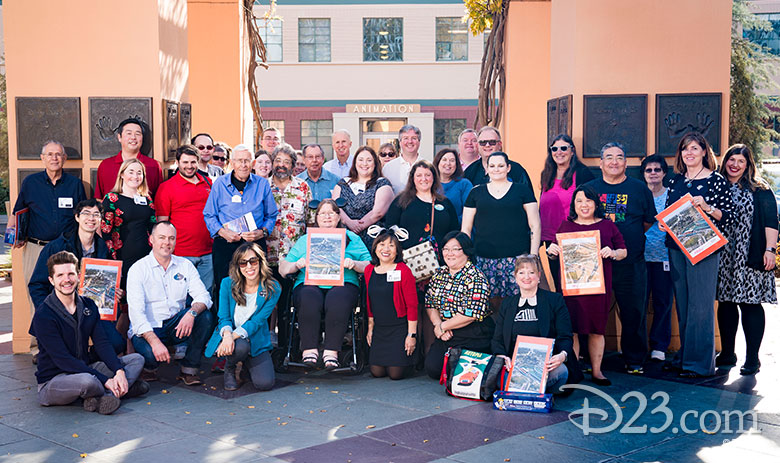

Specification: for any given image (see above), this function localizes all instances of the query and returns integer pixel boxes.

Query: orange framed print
[503,335,555,394]
[78,258,122,321]
[556,230,606,296]
[304,228,346,286]
[656,193,727,265]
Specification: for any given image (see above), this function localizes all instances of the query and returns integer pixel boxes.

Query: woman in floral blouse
[424,231,494,379]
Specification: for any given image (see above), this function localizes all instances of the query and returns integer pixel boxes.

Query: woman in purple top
[539,134,594,292]
[547,185,626,387]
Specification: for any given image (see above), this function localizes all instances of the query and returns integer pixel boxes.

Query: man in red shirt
[154,145,214,292]
[94,118,163,199]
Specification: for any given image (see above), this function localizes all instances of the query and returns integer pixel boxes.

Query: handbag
[440,347,504,401]
[402,200,441,281]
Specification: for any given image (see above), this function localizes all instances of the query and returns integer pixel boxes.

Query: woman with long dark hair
[205,242,280,391]
[715,144,777,375]
[435,148,473,223]
[539,135,594,292]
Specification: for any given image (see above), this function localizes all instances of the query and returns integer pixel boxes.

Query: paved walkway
[0,280,778,462]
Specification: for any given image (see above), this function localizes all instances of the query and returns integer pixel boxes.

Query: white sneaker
[174,344,188,360]
[650,350,665,362]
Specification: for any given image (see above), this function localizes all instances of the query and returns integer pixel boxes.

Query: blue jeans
[184,254,214,294]
[546,363,569,394]
[131,308,214,375]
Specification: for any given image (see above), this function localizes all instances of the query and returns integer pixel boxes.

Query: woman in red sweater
[365,229,418,380]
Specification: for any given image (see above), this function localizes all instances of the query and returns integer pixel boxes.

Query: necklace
[685,165,705,188]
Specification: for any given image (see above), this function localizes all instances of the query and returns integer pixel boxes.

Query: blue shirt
[297,169,340,202]
[644,189,669,263]
[442,178,473,223]
[203,173,278,237]
[13,171,87,242]
[285,229,371,289]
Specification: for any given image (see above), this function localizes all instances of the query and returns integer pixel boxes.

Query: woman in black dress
[365,230,418,380]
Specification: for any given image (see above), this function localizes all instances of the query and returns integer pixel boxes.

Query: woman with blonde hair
[205,242,280,390]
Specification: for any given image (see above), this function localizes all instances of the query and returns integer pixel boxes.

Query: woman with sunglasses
[715,144,777,375]
[640,154,674,362]
[331,146,394,248]
[205,242,280,391]
[435,148,473,223]
[539,135,594,292]
[662,132,732,378]
[279,199,371,370]
[378,143,398,167]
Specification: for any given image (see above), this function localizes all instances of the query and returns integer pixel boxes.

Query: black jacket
[30,292,123,384]
[746,188,779,270]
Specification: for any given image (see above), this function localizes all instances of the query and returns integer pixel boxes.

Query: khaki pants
[22,242,44,349]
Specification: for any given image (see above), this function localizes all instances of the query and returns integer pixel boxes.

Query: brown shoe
[177,373,202,386]
[140,369,159,382]
[84,394,121,415]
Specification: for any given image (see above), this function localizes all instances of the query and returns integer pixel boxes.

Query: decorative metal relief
[583,94,647,158]
[656,93,722,156]
[163,100,180,162]
[547,95,573,145]
[179,103,192,147]
[15,97,82,160]
[18,168,83,189]
[88,97,153,160]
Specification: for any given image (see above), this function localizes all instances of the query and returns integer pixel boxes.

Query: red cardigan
[364,263,418,321]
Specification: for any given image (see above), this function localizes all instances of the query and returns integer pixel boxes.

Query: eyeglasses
[441,247,463,254]
[379,152,397,158]
[196,145,214,151]
[238,257,260,267]
[317,211,339,217]
[478,140,499,146]
[550,145,571,153]
[79,212,101,219]
[233,159,252,165]
[644,167,664,173]
[212,156,226,162]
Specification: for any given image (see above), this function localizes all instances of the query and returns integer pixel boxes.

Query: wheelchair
[272,276,369,375]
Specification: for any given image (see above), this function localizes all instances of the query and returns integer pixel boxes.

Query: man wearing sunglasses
[211,144,230,171]
[463,126,532,188]
[192,133,224,182]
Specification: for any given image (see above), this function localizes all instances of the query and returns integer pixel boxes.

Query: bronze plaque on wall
[547,98,559,145]
[15,97,82,160]
[583,94,647,158]
[546,95,573,144]
[180,103,192,145]
[88,97,153,160]
[18,168,83,188]
[163,100,180,162]
[656,93,721,156]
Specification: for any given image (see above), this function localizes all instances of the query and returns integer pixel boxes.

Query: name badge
[58,197,73,208]
[663,261,670,272]
[290,200,304,214]
[387,270,401,282]
[434,204,445,211]
[231,195,242,203]
[133,195,148,205]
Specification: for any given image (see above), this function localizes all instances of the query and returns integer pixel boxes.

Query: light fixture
[378,30,389,36]
[380,55,389,60]
[379,44,388,49]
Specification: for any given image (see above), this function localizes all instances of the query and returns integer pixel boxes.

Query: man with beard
[192,133,224,182]
[155,145,215,293]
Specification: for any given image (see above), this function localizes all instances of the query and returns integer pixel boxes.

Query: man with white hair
[324,129,354,178]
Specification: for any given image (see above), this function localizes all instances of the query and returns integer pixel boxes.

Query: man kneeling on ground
[30,251,148,415]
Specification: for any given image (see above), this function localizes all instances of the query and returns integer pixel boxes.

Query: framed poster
[305,228,346,286]
[582,94,647,158]
[503,335,554,394]
[79,258,122,321]
[656,193,727,264]
[556,230,606,296]
[655,93,721,156]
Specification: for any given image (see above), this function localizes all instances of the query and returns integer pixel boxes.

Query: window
[436,17,468,61]
[744,13,780,54]
[299,18,331,62]
[434,119,467,154]
[363,18,403,62]
[256,18,283,62]
[301,120,334,159]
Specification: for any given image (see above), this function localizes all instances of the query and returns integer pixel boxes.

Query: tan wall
[4,0,189,352]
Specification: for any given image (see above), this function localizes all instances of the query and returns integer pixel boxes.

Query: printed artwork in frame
[503,335,554,394]
[163,100,180,162]
[656,193,727,264]
[305,228,346,286]
[556,230,606,296]
[79,258,122,321]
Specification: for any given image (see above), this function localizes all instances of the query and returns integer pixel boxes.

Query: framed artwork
[305,228,346,286]
[546,95,573,145]
[556,230,606,296]
[79,258,123,321]
[583,94,647,158]
[180,103,192,145]
[163,100,180,162]
[656,93,722,156]
[88,97,153,160]
[656,193,727,264]
[503,335,554,394]
[15,97,82,159]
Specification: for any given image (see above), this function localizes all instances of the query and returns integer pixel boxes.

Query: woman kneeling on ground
[205,242,280,391]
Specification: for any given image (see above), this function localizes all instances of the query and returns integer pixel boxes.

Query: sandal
[323,356,339,371]
[302,353,319,368]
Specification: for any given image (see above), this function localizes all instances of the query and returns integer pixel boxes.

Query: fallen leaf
[281,422,288,425]
[484,438,489,442]
[391,443,396,446]
[331,390,339,394]
[309,410,314,414]
[315,387,319,390]
[247,406,255,409]
[538,436,545,440]
[504,459,511,462]
[161,389,169,394]
[267,400,272,404]
[80,453,87,458]
[206,421,212,425]
[283,404,288,407]
[210,386,217,390]
[337,424,345,428]
[305,392,313,395]
[146,402,152,405]
[229,412,236,416]
[423,439,429,443]
[320,409,326,413]
[72,433,79,438]
[366,425,376,429]
[185,411,191,415]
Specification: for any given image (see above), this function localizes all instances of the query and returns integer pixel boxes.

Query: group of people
[14,115,776,415]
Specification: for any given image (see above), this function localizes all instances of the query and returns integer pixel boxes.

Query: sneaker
[626,365,644,375]
[650,350,666,362]
[173,344,187,360]
[84,394,121,415]
[126,380,150,398]
[177,373,202,386]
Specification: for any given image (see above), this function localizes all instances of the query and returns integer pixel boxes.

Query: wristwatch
[407,333,417,338]
[188,309,198,318]
[767,247,776,253]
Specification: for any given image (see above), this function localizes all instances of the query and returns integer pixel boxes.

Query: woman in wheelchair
[205,242,281,391]
[279,199,371,370]
[365,229,418,380]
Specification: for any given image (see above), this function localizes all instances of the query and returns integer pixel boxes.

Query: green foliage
[462,0,503,35]
[731,0,780,158]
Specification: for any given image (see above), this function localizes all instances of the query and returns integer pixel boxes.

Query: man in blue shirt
[203,144,278,309]
[13,140,87,354]
[298,143,340,202]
